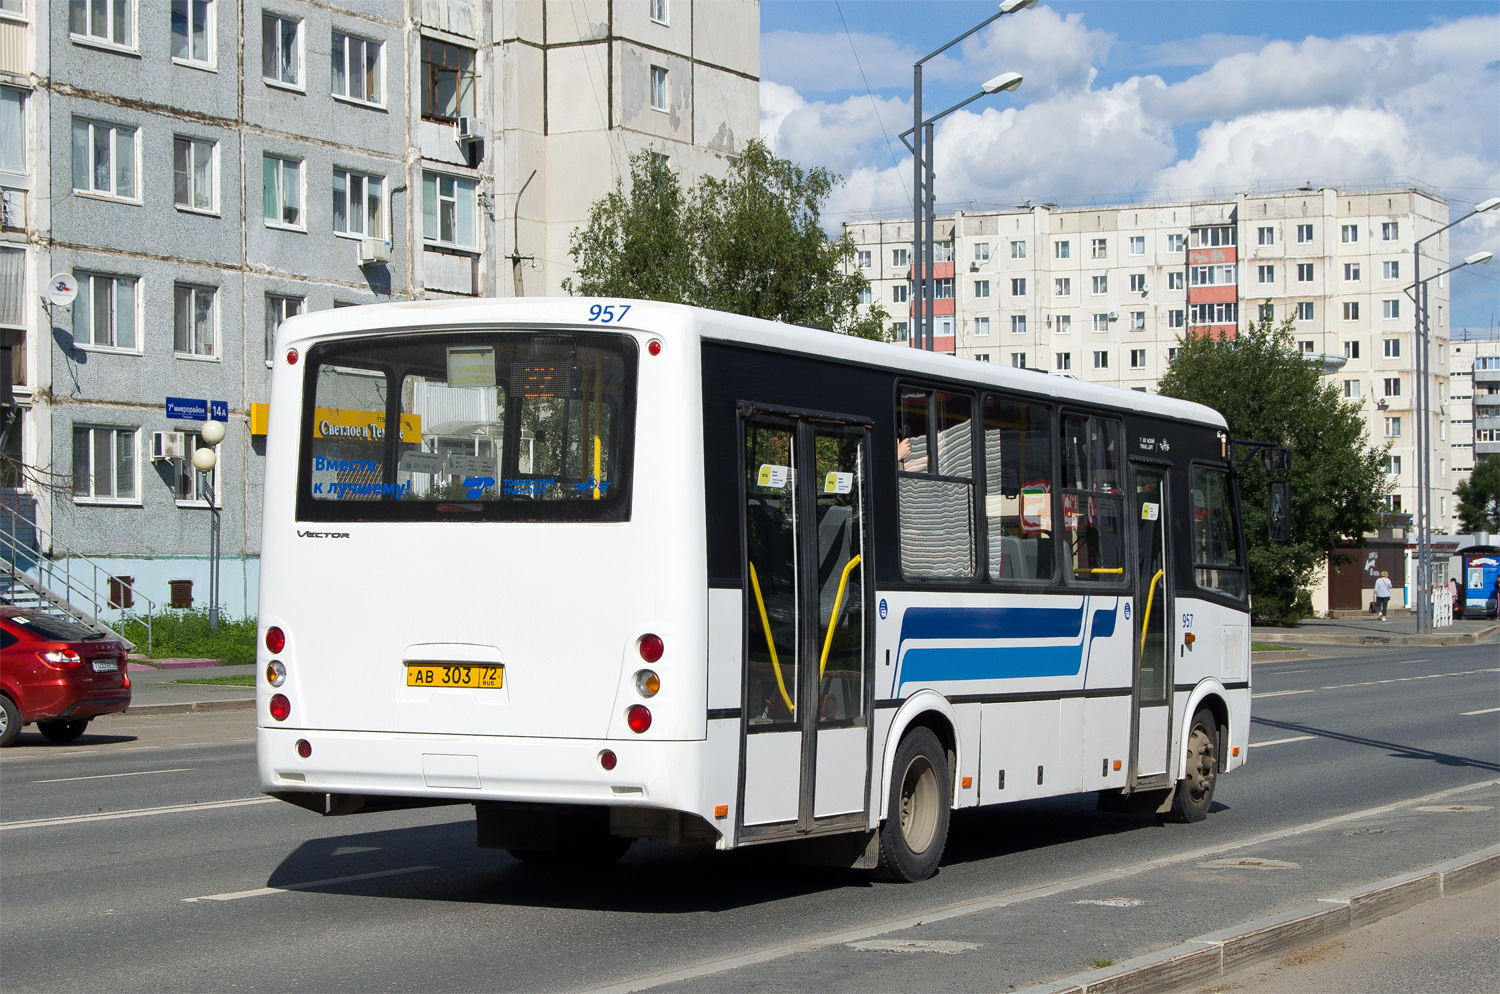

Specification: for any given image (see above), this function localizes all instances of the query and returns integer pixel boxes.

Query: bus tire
[872,726,950,883]
[1163,708,1218,823]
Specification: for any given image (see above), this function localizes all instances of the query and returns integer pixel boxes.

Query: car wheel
[37,718,90,743]
[871,726,951,883]
[1162,708,1218,823]
[0,695,20,747]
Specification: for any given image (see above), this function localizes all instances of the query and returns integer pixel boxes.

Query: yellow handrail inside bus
[1074,567,1125,574]
[748,562,796,714]
[591,361,603,499]
[819,554,862,677]
[1139,568,1164,656]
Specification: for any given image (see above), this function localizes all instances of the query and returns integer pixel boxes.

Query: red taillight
[269,694,291,722]
[648,339,662,356]
[286,348,299,365]
[599,749,617,771]
[265,627,285,654]
[638,634,664,663]
[295,738,312,758]
[626,704,652,734]
[38,648,83,669]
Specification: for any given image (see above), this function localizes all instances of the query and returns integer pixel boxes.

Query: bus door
[738,414,872,839]
[1131,463,1173,783]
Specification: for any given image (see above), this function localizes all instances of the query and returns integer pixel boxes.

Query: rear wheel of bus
[872,727,950,883]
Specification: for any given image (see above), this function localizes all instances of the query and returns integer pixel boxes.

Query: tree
[563,141,891,340]
[1455,457,1500,533]
[1157,316,1389,624]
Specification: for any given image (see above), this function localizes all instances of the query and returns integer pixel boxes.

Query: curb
[1016,844,1500,994]
[1248,626,1499,646]
[112,699,255,716]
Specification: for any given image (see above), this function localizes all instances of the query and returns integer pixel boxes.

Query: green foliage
[1158,316,1389,624]
[563,141,892,340]
[175,673,257,686]
[1455,456,1500,533]
[121,608,258,666]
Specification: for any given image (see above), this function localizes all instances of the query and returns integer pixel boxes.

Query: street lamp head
[999,0,1038,12]
[192,447,218,473]
[1463,250,1494,266]
[983,71,1024,94]
[1475,197,1500,213]
[200,420,226,446]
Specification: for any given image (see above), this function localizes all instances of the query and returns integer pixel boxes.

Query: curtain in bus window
[814,431,865,726]
[897,387,975,578]
[1192,467,1244,597]
[983,394,1055,580]
[744,424,798,728]
[1062,413,1126,580]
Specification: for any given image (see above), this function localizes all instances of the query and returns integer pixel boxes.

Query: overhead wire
[834,1,909,201]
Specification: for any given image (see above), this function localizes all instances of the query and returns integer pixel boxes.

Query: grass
[1090,957,1115,969]
[121,608,258,666]
[175,673,256,687]
[1251,642,1298,652]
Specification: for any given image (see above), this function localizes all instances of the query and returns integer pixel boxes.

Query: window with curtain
[421,171,476,248]
[262,154,302,227]
[72,272,138,350]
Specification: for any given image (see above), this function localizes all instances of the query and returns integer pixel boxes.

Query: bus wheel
[1163,708,1218,823]
[872,726,950,883]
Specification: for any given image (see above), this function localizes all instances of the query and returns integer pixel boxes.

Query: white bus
[257,298,1263,882]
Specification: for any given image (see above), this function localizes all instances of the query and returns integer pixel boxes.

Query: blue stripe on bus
[897,605,1086,644]
[900,644,1086,683]
[894,601,1123,689]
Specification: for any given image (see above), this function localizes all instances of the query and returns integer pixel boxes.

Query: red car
[0,608,131,747]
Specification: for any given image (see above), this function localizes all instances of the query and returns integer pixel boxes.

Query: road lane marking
[184,865,438,902]
[1253,667,1498,701]
[32,767,194,784]
[0,796,277,831]
[1250,735,1316,748]
[1460,707,1500,716]
[1253,689,1315,698]
[579,777,1500,994]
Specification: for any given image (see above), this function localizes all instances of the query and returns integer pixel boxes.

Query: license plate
[405,663,503,689]
[92,660,119,673]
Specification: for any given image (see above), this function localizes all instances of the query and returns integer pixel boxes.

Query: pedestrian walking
[1374,571,1393,620]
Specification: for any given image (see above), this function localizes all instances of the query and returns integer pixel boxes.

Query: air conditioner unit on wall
[357,238,390,266]
[455,117,484,142]
[151,431,186,461]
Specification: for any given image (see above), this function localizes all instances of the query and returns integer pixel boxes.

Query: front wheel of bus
[872,727,951,883]
[1163,708,1218,823]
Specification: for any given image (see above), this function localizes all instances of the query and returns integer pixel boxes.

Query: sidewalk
[1253,613,1499,647]
[119,660,256,715]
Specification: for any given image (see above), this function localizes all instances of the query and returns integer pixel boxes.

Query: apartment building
[1449,338,1500,488]
[845,185,1454,532]
[0,0,758,617]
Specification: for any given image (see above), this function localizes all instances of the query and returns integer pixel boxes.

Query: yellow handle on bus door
[1139,568,1164,656]
[819,555,862,678]
[748,562,797,714]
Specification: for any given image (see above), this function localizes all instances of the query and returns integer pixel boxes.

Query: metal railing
[0,502,154,650]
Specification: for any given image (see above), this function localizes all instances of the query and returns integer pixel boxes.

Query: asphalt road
[1,642,1496,993]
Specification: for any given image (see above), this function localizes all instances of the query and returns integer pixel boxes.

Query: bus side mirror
[1268,480,1291,543]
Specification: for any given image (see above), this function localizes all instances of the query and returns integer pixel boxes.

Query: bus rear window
[297,331,636,522]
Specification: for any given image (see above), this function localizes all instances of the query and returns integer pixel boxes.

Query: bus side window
[1062,414,1125,581]
[897,387,975,579]
[1192,467,1244,597]
[983,394,1055,581]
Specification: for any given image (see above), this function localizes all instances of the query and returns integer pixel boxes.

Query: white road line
[1460,706,1500,716]
[0,796,277,831]
[1249,735,1317,748]
[1253,689,1315,698]
[579,777,1500,994]
[32,767,194,784]
[184,865,437,902]
[1253,667,1499,700]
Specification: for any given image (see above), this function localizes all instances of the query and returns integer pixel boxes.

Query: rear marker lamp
[1184,633,1196,645]
[39,649,83,669]
[647,339,662,356]
[634,670,660,698]
[266,660,286,687]
[269,694,291,722]
[626,704,652,734]
[638,634,664,664]
[714,805,728,819]
[1232,747,1241,757]
[265,626,286,654]
[599,749,618,771]
[295,739,312,759]
[286,348,299,365]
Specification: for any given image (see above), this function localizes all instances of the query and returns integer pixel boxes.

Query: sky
[758,0,1500,333]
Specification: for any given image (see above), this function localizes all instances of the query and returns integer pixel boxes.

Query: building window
[70,0,135,49]
[974,279,990,298]
[1056,314,1072,334]
[1010,278,1025,296]
[173,283,216,357]
[1344,262,1360,281]
[974,316,990,336]
[1190,264,1236,286]
[1090,238,1107,259]
[1167,309,1184,328]
[1258,303,1274,322]
[1129,236,1145,256]
[975,353,990,362]
[1257,226,1273,245]
[650,65,668,111]
[892,248,908,267]
[1167,271,1184,290]
[1092,313,1109,333]
[1384,494,1402,513]
[1129,348,1146,369]
[974,242,990,262]
[934,278,954,299]
[0,87,22,174]
[1010,352,1026,368]
[1055,352,1071,370]
[1129,273,1146,293]
[71,118,137,200]
[173,136,216,213]
[262,154,302,227]
[1051,277,1068,297]
[1344,341,1360,359]
[171,1,214,67]
[1010,315,1026,335]
[421,38,476,122]
[856,250,871,268]
[72,426,137,502]
[332,31,383,105]
[1295,301,1313,321]
[72,273,138,351]
[265,293,302,363]
[1296,262,1314,282]
[1257,264,1274,284]
[1382,261,1400,281]
[857,287,871,305]
[1092,350,1108,369]
[1296,223,1313,243]
[1382,221,1399,241]
[1130,311,1145,331]
[1191,302,1240,325]
[333,168,383,238]
[1385,416,1401,437]
[892,284,907,304]
[932,241,954,262]
[1343,379,1360,398]
[261,13,301,87]
[1299,340,1315,354]
[1383,299,1400,319]
[1384,338,1402,359]
[1009,240,1024,259]
[1055,239,1070,259]
[175,435,217,504]
[650,0,668,25]
[1384,377,1401,397]
[1167,233,1185,253]
[1192,226,1235,247]
[1091,275,1107,295]
[892,322,908,341]
[1341,224,1358,243]
[1343,301,1359,321]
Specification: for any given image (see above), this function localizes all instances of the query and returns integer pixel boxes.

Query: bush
[121,608,258,665]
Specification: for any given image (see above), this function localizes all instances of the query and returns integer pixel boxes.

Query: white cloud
[947,4,1114,96]
[1139,33,1269,68]
[760,82,911,181]
[760,29,939,93]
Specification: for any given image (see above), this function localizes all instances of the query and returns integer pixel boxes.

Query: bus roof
[277,297,1230,433]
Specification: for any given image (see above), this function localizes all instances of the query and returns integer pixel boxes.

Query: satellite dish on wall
[47,273,79,307]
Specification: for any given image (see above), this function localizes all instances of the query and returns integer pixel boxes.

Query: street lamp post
[193,420,226,630]
[1410,196,1499,632]
[910,0,1034,351]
